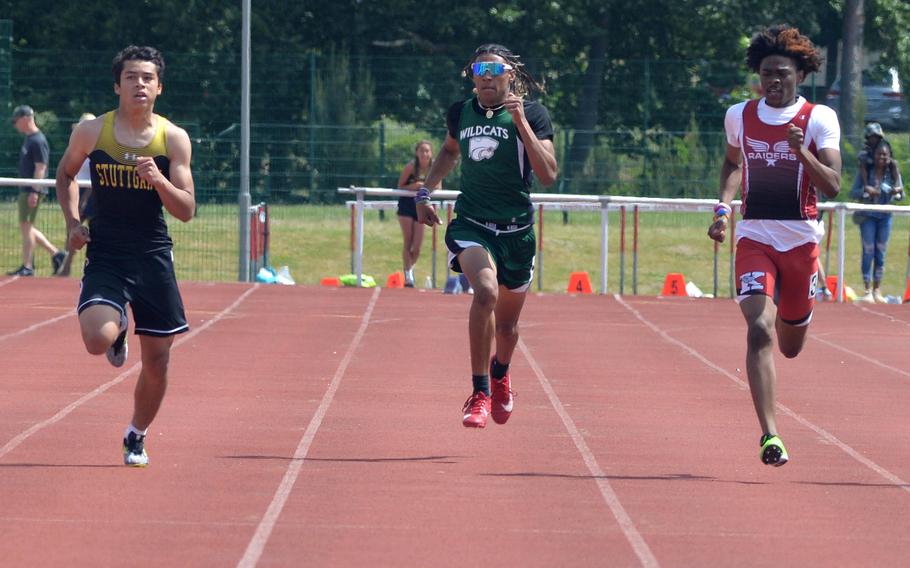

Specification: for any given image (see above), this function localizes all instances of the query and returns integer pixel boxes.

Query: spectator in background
[7,105,66,276]
[850,122,885,198]
[56,112,97,277]
[396,140,439,287]
[839,121,885,301]
[851,139,904,303]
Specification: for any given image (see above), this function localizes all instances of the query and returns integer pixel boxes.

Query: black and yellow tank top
[88,111,172,257]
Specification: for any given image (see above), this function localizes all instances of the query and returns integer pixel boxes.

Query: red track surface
[1,276,909,567]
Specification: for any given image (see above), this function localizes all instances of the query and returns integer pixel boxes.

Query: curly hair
[745,25,822,74]
[112,45,166,85]
[462,43,545,97]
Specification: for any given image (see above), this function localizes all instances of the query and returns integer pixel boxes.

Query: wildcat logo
[739,271,765,294]
[468,136,499,161]
[745,137,795,167]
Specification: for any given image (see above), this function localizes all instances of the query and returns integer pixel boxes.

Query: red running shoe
[490,365,514,425]
[462,391,491,428]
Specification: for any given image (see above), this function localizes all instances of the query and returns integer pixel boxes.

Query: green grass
[3,201,909,299]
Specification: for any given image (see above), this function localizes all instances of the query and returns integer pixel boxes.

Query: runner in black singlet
[55,46,196,467]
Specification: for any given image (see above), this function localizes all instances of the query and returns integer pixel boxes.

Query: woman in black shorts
[396,140,438,287]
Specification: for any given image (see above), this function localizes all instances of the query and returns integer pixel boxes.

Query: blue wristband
[713,202,732,218]
[414,187,431,204]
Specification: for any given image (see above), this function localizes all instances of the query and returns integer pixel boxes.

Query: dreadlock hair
[462,43,545,97]
[745,25,822,74]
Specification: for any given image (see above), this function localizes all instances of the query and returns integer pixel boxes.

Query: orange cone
[826,275,847,302]
[386,272,405,288]
[320,277,341,287]
[567,271,593,294]
[903,278,910,303]
[660,273,688,297]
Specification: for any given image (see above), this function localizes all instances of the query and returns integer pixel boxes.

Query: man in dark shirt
[8,105,66,276]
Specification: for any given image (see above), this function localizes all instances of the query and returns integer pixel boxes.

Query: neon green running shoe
[760,434,789,467]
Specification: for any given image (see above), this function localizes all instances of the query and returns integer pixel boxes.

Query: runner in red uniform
[708,25,841,466]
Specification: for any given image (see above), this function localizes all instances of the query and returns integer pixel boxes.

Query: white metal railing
[3,177,907,298]
[338,186,910,302]
[0,177,91,190]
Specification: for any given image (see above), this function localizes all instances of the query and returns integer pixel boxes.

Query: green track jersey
[446,97,554,224]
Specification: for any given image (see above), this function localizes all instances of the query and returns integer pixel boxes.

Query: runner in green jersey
[416,44,557,429]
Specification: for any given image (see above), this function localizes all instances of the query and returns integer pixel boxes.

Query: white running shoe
[106,311,128,368]
[855,290,875,303]
[122,431,148,467]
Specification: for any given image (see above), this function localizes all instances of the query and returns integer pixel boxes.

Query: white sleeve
[807,105,841,151]
[724,103,745,148]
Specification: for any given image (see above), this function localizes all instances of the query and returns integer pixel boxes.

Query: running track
[1,277,908,567]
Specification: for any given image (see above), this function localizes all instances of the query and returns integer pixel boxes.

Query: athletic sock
[125,424,148,439]
[490,357,510,380]
[472,374,490,396]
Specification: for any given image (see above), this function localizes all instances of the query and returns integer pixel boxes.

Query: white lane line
[812,335,910,379]
[519,338,660,568]
[237,286,381,568]
[0,312,73,344]
[0,285,260,461]
[614,295,910,495]
[851,303,910,327]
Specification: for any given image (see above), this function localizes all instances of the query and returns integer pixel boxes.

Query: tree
[865,0,910,102]
[840,0,865,138]
[563,5,611,192]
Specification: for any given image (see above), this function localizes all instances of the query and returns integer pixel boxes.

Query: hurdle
[248,202,270,281]
[338,186,910,301]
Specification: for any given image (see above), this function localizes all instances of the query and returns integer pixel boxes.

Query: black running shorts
[444,216,536,292]
[397,196,418,220]
[77,249,189,337]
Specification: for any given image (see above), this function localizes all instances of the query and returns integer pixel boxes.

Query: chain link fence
[1,19,904,285]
